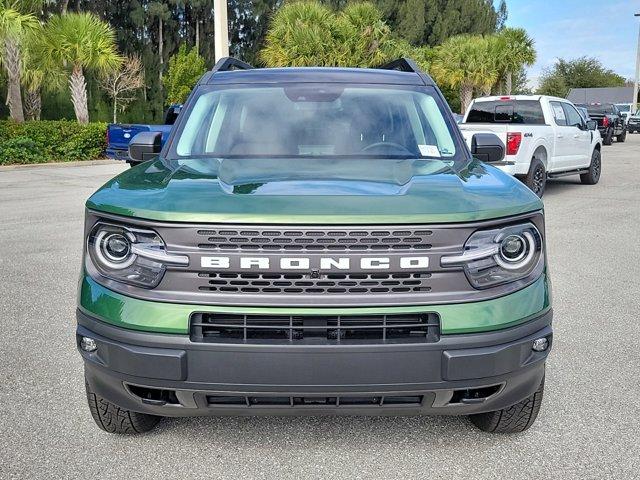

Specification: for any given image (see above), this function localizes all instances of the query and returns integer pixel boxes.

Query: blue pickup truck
[105,105,181,164]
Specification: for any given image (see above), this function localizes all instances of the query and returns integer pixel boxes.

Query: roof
[567,87,637,105]
[203,67,428,86]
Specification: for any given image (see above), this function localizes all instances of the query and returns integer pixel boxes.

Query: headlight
[441,222,542,289]
[87,222,188,288]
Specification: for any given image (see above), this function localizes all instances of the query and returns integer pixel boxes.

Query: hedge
[0,120,107,166]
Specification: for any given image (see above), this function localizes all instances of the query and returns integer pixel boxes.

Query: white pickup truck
[460,95,602,197]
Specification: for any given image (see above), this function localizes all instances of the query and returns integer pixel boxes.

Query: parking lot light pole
[633,13,640,114]
[214,0,230,61]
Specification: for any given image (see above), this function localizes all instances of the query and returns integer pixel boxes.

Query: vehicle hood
[87,157,542,224]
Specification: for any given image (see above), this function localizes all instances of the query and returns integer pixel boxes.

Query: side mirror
[586,120,597,131]
[129,131,162,162]
[470,133,505,162]
[164,104,182,125]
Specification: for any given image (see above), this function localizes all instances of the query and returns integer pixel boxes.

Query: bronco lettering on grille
[200,256,429,271]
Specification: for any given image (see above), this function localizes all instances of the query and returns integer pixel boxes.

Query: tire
[580,148,601,185]
[469,376,545,434]
[616,129,627,142]
[602,128,613,145]
[522,157,546,198]
[85,380,161,434]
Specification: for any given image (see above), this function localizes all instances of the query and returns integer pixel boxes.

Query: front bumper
[78,308,552,417]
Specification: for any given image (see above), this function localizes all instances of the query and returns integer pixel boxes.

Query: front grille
[197,272,432,295]
[207,394,425,407]
[190,313,440,344]
[196,227,433,252]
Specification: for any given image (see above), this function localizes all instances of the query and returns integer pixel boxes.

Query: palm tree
[497,27,536,95]
[430,34,498,114]
[37,12,121,123]
[261,1,337,67]
[0,2,40,122]
[260,1,413,68]
[21,32,65,121]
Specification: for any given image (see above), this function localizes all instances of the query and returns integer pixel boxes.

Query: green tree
[0,1,40,122]
[148,1,170,81]
[164,44,206,104]
[374,0,506,46]
[37,12,122,123]
[261,1,414,68]
[430,34,498,113]
[496,27,535,94]
[21,32,65,121]
[537,57,626,98]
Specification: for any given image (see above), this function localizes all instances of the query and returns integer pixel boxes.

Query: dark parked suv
[78,58,552,435]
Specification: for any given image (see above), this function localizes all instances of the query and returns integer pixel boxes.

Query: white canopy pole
[214,0,230,61]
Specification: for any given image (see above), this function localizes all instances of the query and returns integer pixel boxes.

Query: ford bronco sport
[77,58,552,435]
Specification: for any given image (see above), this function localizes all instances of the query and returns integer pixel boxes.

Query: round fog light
[80,336,97,352]
[532,337,549,352]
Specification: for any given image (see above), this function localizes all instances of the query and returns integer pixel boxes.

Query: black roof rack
[377,58,421,73]
[211,57,254,73]
[198,57,254,85]
[377,57,434,86]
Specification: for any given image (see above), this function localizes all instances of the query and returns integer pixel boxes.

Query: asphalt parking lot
[1,137,639,480]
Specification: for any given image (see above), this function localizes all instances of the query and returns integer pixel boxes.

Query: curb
[0,159,123,171]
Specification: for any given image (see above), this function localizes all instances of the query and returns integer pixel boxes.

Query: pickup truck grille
[190,313,440,344]
[196,227,433,252]
[197,271,432,295]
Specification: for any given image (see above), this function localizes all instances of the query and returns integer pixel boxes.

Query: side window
[550,101,567,126]
[561,103,584,128]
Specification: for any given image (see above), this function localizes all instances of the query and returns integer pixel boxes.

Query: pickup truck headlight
[87,222,188,288]
[441,222,542,289]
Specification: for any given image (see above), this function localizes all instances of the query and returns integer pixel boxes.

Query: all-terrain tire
[522,157,546,197]
[580,148,601,185]
[603,128,613,145]
[469,377,545,433]
[85,380,161,434]
[616,129,627,142]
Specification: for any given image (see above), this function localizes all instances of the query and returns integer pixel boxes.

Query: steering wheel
[361,141,414,156]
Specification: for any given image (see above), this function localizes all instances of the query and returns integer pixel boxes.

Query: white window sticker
[419,144,441,157]
[552,105,566,121]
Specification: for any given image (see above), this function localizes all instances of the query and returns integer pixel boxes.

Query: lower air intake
[190,313,440,344]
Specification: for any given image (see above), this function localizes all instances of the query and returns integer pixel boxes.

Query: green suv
[78,58,552,434]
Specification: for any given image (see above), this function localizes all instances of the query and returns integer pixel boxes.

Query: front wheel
[521,157,546,197]
[580,149,601,185]
[85,380,161,434]
[616,129,627,142]
[469,376,545,433]
[603,128,613,145]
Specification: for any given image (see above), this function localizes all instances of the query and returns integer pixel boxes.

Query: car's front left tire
[580,148,601,185]
[469,376,545,433]
[85,380,161,434]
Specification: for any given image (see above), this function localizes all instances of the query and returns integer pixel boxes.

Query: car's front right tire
[469,376,545,433]
[85,380,161,434]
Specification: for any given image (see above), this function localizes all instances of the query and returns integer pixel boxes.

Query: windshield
[172,84,459,163]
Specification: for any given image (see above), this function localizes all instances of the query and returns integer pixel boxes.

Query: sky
[504,0,639,88]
